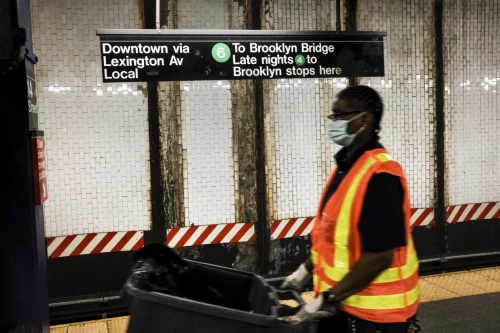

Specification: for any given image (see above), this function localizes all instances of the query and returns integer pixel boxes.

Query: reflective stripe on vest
[324,237,419,283]
[330,156,378,277]
[343,282,420,310]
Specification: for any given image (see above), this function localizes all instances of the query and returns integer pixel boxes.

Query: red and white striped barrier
[45,202,500,255]
[270,209,435,240]
[270,217,315,240]
[166,222,255,248]
[447,202,500,223]
[410,208,435,227]
[46,231,144,258]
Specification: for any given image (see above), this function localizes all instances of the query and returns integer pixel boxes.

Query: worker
[282,85,421,333]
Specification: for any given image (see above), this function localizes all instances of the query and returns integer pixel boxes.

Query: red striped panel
[70,233,97,256]
[175,227,198,248]
[294,217,313,237]
[464,203,481,222]
[90,232,117,254]
[193,224,217,246]
[166,228,180,243]
[277,218,297,239]
[131,237,144,250]
[446,206,455,220]
[478,202,497,220]
[451,205,467,223]
[270,220,282,235]
[413,209,433,227]
[111,231,136,252]
[231,223,253,242]
[46,237,55,247]
[211,224,235,245]
[50,235,77,258]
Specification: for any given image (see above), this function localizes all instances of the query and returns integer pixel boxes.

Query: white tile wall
[264,78,345,220]
[31,0,151,237]
[443,0,500,206]
[177,0,230,29]
[177,0,236,226]
[180,82,235,225]
[263,0,345,220]
[358,0,436,209]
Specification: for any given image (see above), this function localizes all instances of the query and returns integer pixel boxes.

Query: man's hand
[288,293,337,325]
[280,264,311,292]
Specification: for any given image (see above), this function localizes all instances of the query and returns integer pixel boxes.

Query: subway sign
[97,29,386,82]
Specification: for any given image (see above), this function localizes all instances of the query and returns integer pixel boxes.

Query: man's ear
[361,112,375,126]
[354,112,375,135]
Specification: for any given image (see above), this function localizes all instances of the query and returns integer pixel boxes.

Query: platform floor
[50,267,500,333]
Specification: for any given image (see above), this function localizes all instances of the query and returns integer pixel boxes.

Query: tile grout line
[432,274,490,296]
[464,271,495,284]
[420,277,461,300]
[468,271,500,292]
[473,268,500,283]
[449,274,490,294]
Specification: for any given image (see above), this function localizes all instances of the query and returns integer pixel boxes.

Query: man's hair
[337,85,384,133]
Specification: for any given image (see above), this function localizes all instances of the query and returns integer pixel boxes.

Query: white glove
[289,293,336,325]
[280,264,311,292]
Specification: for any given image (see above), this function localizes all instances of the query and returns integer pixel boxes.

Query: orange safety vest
[311,148,420,323]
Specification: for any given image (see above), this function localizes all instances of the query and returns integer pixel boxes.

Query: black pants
[317,311,409,333]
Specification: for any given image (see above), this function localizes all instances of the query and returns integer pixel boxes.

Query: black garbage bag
[129,243,250,311]
[130,243,190,295]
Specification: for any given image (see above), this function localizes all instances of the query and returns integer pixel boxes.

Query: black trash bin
[124,260,318,333]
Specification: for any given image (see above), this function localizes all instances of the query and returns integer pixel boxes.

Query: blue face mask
[326,113,365,147]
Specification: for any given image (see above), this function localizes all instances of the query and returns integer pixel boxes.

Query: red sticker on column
[32,136,48,205]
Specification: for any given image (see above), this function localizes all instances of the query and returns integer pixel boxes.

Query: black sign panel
[97,29,386,83]
[26,70,38,129]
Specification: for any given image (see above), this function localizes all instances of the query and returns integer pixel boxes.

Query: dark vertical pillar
[335,0,341,31]
[0,0,49,331]
[434,0,447,256]
[252,0,270,275]
[143,0,165,246]
[344,0,357,86]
